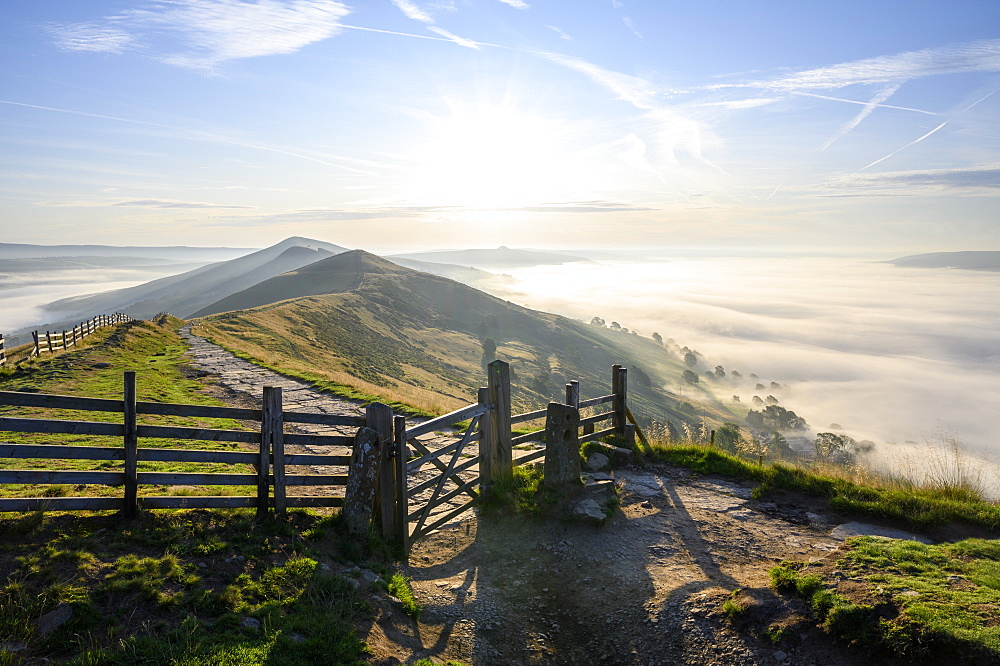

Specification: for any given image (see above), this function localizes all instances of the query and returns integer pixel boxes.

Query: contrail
[0,99,383,174]
[855,87,999,173]
[822,84,901,151]
[764,181,783,201]
[794,91,939,116]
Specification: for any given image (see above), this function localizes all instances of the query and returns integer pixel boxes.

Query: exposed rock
[830,521,933,544]
[37,604,72,635]
[572,498,607,522]
[586,452,610,471]
[241,617,261,631]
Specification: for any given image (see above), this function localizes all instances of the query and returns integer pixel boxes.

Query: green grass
[385,572,421,618]
[0,317,261,499]
[649,443,1000,531]
[480,465,545,515]
[770,536,1000,659]
[0,508,379,665]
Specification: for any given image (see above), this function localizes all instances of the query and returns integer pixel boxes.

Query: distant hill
[887,251,1000,272]
[42,237,349,321]
[384,256,498,284]
[389,246,590,270]
[194,249,733,429]
[0,242,252,262]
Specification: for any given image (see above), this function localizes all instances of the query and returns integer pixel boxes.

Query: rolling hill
[887,250,1000,271]
[193,249,734,429]
[41,237,348,321]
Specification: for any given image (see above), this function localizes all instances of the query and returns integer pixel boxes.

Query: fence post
[263,387,285,518]
[544,402,580,487]
[0,334,5,367]
[565,381,579,409]
[367,402,395,540]
[393,414,409,555]
[123,371,138,520]
[31,331,39,358]
[343,427,381,536]
[486,360,512,487]
[612,364,627,439]
[256,390,271,520]
[477,387,493,495]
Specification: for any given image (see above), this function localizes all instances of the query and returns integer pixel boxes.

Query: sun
[405,101,581,209]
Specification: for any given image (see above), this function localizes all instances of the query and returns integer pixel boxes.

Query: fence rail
[0,373,371,518]
[0,313,133,367]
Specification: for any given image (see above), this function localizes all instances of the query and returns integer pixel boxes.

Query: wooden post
[565,381,579,409]
[256,389,271,520]
[477,387,493,495]
[486,360,512,486]
[123,371,138,519]
[343,427,381,536]
[394,414,409,554]
[543,403,581,487]
[31,331,39,358]
[367,402,395,539]
[624,423,637,449]
[263,387,285,518]
[612,365,628,440]
[0,334,5,367]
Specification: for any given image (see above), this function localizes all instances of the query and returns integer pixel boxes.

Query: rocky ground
[181,325,933,665]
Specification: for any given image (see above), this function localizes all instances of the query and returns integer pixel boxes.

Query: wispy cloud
[826,165,1000,194]
[388,0,480,49]
[428,26,480,49]
[621,16,642,39]
[111,198,253,208]
[727,39,1000,91]
[390,0,434,23]
[206,205,456,225]
[793,91,939,116]
[497,0,530,8]
[46,22,135,53]
[546,25,571,41]
[503,200,655,213]
[47,0,351,69]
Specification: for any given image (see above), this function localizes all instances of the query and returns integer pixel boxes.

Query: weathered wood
[625,406,653,454]
[140,496,258,509]
[0,497,122,512]
[509,407,547,425]
[407,477,479,521]
[123,371,138,519]
[0,470,125,484]
[0,391,123,412]
[577,394,614,409]
[136,425,258,443]
[394,415,408,552]
[31,331,39,358]
[407,435,476,472]
[367,403,396,540]
[264,387,286,517]
[283,412,366,427]
[343,426,381,536]
[256,392,270,519]
[283,433,354,447]
[566,381,580,408]
[412,414,480,538]
[0,334,5,367]
[281,453,351,466]
[0,444,121,460]
[0,417,123,437]
[543,403,580,487]
[625,423,637,449]
[407,456,479,497]
[404,402,488,439]
[579,426,617,445]
[139,448,259,464]
[580,412,613,428]
[138,401,261,420]
[486,360,512,488]
[612,365,627,438]
[137,472,259,485]
[476,386,492,495]
[510,429,545,446]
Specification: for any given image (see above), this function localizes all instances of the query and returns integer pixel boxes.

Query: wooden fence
[0,360,648,552]
[0,313,132,367]
[0,372,370,518]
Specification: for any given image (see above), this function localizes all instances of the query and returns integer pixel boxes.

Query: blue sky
[2,0,998,252]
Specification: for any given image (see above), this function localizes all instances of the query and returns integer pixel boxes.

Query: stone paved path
[179,325,480,528]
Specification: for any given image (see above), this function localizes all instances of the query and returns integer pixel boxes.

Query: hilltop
[193,249,732,427]
[887,250,1000,271]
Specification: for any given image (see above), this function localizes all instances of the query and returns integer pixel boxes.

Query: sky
[2,0,999,252]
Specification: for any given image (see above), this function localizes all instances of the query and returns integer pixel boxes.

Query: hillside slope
[194,250,732,427]
[42,237,347,320]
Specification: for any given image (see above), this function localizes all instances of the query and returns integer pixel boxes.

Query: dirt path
[362,463,932,665]
[179,326,926,665]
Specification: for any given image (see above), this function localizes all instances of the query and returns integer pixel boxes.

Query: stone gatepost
[343,426,382,535]
[543,402,581,487]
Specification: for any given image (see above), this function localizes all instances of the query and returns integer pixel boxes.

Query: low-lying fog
[491,256,1000,494]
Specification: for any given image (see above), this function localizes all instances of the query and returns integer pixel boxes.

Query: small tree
[731,370,742,379]
[684,352,698,368]
[682,369,700,384]
[732,395,741,402]
[715,422,743,453]
[814,432,858,463]
[715,365,726,378]
[751,395,764,406]
[590,316,606,327]
[765,395,779,405]
[651,331,663,345]
[609,321,622,331]
[481,337,497,358]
